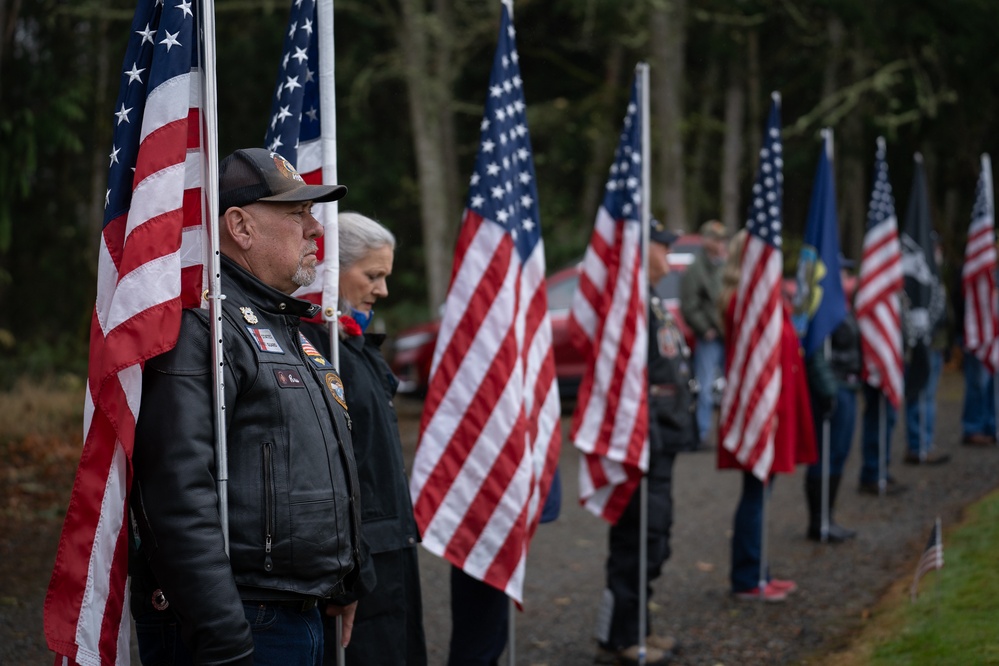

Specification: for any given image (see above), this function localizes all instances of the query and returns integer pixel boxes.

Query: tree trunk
[87,16,112,277]
[746,29,761,176]
[580,44,625,227]
[688,56,720,228]
[720,54,744,234]
[650,0,687,230]
[397,0,459,312]
[839,35,868,262]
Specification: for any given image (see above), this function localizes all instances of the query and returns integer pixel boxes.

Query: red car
[389,234,702,399]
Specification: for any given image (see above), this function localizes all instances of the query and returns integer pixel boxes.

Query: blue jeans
[860,384,897,485]
[962,351,996,437]
[693,337,724,442]
[135,603,323,665]
[448,566,508,666]
[905,349,942,455]
[730,472,772,593]
[807,386,857,479]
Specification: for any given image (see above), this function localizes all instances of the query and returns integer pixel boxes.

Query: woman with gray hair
[309,211,427,665]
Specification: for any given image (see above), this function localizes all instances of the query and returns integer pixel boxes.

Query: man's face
[340,245,394,313]
[649,241,671,284]
[704,236,727,261]
[242,201,323,294]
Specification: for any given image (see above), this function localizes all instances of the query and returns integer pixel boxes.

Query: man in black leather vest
[129,148,366,665]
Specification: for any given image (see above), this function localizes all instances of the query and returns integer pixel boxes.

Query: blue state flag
[795,130,846,357]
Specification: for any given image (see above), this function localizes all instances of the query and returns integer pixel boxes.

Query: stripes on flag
[44,1,205,664]
[408,4,561,604]
[719,93,784,482]
[264,0,337,320]
[856,137,904,408]
[568,74,649,524]
[910,517,944,601]
[962,154,998,372]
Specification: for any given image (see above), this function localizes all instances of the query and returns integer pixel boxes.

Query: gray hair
[338,211,396,269]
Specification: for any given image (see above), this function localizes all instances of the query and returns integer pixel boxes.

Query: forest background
[2,0,998,385]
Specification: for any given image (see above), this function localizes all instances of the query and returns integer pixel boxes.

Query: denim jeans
[730,472,772,593]
[860,384,897,485]
[807,386,857,479]
[962,350,996,437]
[693,337,725,442]
[905,349,942,455]
[134,603,323,665]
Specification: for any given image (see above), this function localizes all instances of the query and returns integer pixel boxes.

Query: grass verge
[818,488,999,665]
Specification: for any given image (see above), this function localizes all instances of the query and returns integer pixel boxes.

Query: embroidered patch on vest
[248,327,284,354]
[299,332,329,368]
[324,372,348,410]
[273,368,305,388]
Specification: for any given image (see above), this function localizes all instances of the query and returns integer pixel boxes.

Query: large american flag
[962,154,998,372]
[718,93,784,481]
[264,0,337,321]
[408,4,561,604]
[44,1,205,663]
[855,137,904,408]
[568,75,649,524]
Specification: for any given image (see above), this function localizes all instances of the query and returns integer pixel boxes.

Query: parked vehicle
[389,234,703,399]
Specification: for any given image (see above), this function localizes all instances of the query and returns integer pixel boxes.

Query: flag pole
[198,0,229,553]
[758,480,770,598]
[984,153,999,446]
[819,129,833,541]
[636,59,651,665]
[878,394,887,496]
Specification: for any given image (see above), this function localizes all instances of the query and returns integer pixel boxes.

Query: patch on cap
[271,152,305,183]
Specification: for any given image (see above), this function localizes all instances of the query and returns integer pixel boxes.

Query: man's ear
[223,207,253,250]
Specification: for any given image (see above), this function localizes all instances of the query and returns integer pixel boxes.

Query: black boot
[826,474,856,541]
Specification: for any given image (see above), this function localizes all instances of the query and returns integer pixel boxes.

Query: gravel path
[4,367,997,664]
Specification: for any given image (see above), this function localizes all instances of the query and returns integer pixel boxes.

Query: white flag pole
[198,0,229,553]
[819,129,834,541]
[316,0,341,371]
[637,59,651,665]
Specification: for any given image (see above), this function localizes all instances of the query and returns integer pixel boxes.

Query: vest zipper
[263,442,274,572]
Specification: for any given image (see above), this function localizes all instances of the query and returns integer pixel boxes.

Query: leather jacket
[130,257,364,665]
[648,295,699,453]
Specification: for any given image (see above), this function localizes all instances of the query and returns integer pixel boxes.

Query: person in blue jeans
[903,346,950,464]
[961,347,997,445]
[858,383,906,495]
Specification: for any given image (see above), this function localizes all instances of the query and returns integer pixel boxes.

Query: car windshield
[546,274,577,312]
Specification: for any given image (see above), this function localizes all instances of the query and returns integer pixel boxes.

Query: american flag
[44,1,205,663]
[264,0,337,320]
[718,93,784,481]
[408,4,561,604]
[910,517,944,601]
[855,137,904,408]
[962,154,998,372]
[568,74,649,524]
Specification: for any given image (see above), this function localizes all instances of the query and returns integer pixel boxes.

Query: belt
[649,383,676,397]
[245,597,320,612]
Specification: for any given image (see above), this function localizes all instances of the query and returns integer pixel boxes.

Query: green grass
[863,490,999,665]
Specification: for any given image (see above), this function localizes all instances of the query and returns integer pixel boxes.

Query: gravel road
[4,367,996,665]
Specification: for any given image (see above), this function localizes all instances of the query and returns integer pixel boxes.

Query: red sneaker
[733,582,788,602]
[768,578,797,594]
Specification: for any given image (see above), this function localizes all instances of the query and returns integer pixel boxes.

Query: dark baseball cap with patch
[218,148,347,212]
[650,218,679,246]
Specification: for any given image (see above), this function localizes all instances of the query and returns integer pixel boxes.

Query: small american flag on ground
[44,1,205,663]
[718,92,784,481]
[910,517,944,601]
[569,73,649,524]
[408,3,561,604]
[264,0,337,320]
[962,154,998,372]
[856,137,904,409]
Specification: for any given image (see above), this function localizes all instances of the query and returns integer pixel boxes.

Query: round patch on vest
[324,372,348,410]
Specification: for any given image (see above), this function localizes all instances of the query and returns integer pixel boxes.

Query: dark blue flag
[795,131,846,357]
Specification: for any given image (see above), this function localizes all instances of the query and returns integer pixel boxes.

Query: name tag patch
[274,368,305,388]
[248,327,284,354]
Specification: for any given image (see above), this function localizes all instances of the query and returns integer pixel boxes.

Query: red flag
[856,137,904,408]
[719,93,784,481]
[408,5,561,604]
[962,154,998,372]
[44,2,205,663]
[568,73,649,524]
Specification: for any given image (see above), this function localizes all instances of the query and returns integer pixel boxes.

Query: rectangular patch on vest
[247,327,284,354]
[273,368,305,388]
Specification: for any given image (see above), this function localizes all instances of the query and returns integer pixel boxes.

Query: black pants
[597,451,676,651]
[325,547,427,665]
[446,565,509,666]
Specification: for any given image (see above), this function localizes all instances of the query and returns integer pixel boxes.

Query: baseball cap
[218,148,347,212]
[650,218,679,246]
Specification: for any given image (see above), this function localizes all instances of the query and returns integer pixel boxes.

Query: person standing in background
[680,220,729,448]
